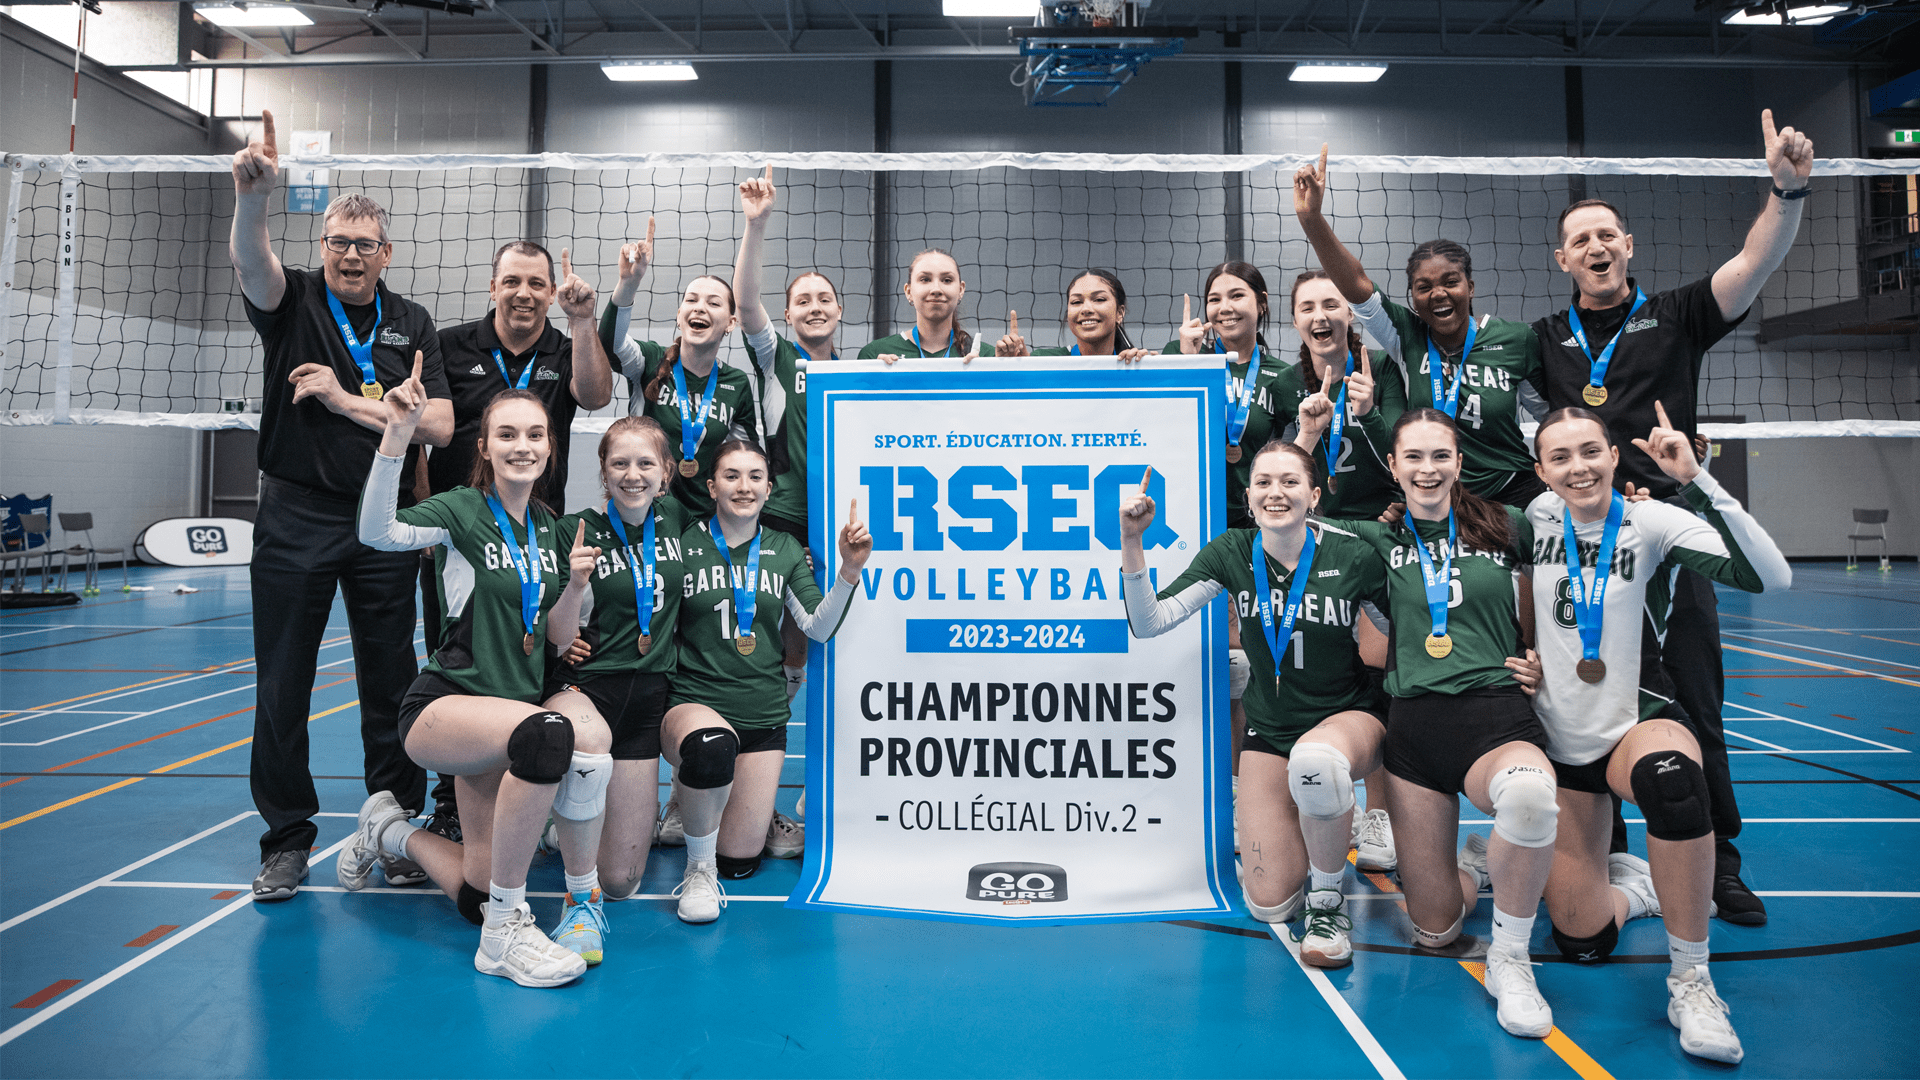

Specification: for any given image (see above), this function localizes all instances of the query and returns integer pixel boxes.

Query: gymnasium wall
[2,38,1913,558]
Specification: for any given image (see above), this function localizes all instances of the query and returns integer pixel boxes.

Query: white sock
[377,818,418,861]
[1668,933,1710,981]
[1309,863,1345,894]
[1231,773,1240,798]
[1490,905,1537,957]
[686,827,718,865]
[564,869,599,897]
[484,881,526,927]
[1612,883,1651,921]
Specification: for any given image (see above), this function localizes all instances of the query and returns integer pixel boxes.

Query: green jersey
[741,328,830,527]
[1269,348,1406,519]
[1344,507,1534,698]
[360,455,567,703]
[1125,524,1388,752]
[856,332,997,359]
[561,498,692,678]
[672,521,857,728]
[1160,338,1286,527]
[1352,292,1543,497]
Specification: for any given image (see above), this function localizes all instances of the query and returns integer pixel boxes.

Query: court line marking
[0,628,64,641]
[1721,642,1920,689]
[1754,891,1920,897]
[1725,705,1908,752]
[0,661,257,724]
[1722,633,1920,673]
[1455,961,1615,1080]
[1722,728,1794,752]
[1265,922,1407,1080]
[1728,749,1899,755]
[0,811,256,933]
[0,830,356,1048]
[95,881,796,900]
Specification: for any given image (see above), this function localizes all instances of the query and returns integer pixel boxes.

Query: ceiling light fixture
[600,60,699,81]
[942,0,1037,16]
[193,2,314,27]
[1721,2,1848,24]
[1289,61,1389,82]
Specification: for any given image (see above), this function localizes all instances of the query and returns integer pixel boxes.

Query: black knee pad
[457,881,487,927]
[677,728,739,790]
[506,711,574,784]
[1629,750,1712,841]
[716,852,761,879]
[1550,919,1619,964]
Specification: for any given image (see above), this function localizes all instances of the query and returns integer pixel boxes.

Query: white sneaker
[535,817,560,856]
[1484,945,1554,1038]
[656,798,685,846]
[1458,832,1491,894]
[1354,808,1397,872]
[339,790,407,891]
[1608,852,1662,921]
[474,903,588,987]
[1668,965,1743,1063]
[765,812,804,858]
[795,789,806,823]
[1292,889,1354,968]
[673,860,727,923]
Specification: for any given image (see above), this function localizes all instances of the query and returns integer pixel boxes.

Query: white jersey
[1527,471,1791,766]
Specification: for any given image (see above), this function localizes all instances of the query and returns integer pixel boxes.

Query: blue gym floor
[1,562,1915,1078]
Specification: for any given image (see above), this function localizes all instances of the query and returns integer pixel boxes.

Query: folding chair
[59,512,131,595]
[1847,509,1891,573]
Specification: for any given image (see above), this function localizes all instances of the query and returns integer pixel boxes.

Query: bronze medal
[1576,657,1607,683]
[522,632,536,656]
[1424,633,1453,659]
[637,632,653,657]
[679,459,699,478]
[1226,444,1242,463]
[361,381,384,400]
[1582,384,1608,407]
[1325,475,1337,494]
[736,632,757,657]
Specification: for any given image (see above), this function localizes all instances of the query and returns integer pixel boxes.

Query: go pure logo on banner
[792,359,1235,925]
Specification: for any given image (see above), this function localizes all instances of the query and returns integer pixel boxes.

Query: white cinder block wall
[3,15,1913,557]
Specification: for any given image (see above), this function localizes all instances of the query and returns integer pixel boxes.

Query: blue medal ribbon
[324,287,382,391]
[910,325,955,358]
[483,491,542,646]
[707,518,762,647]
[670,359,721,467]
[1424,317,1479,418]
[1563,490,1625,665]
[1566,288,1647,397]
[1249,527,1318,692]
[490,348,535,390]
[605,501,657,646]
[1410,510,1457,643]
[1217,340,1262,447]
[1324,349,1356,485]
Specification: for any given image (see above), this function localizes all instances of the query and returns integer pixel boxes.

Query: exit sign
[1896,130,1920,143]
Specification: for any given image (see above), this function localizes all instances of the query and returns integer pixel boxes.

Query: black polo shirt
[244,266,449,502]
[432,312,578,507]
[1530,275,1744,498]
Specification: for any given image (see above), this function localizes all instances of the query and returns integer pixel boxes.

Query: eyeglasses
[321,236,388,256]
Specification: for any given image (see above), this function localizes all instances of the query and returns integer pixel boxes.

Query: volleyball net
[1,150,1915,437]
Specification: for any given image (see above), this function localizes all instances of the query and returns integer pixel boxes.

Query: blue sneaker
[551,888,608,965]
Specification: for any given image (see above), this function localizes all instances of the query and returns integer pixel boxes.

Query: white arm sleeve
[1122,568,1223,638]
[1685,470,1794,592]
[357,453,451,552]
[610,305,650,392]
[786,576,857,642]
[1351,291,1402,364]
[744,325,780,376]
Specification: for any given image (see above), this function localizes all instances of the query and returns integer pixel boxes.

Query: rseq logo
[966,862,1069,904]
[861,465,1178,552]
[188,526,229,556]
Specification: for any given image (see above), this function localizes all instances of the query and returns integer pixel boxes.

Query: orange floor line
[11,980,83,1009]
[124,925,179,948]
[0,633,353,718]
[1456,962,1616,1080]
[40,673,354,773]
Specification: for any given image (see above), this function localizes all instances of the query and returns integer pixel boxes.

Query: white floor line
[0,811,256,934]
[0,830,354,1049]
[1752,891,1920,898]
[1266,922,1406,1080]
[0,661,261,726]
[0,627,65,640]
[1725,705,1909,752]
[0,710,141,717]
[1722,633,1920,673]
[1729,749,1901,755]
[99,880,793,902]
[1721,641,1920,688]
[1721,726,1796,752]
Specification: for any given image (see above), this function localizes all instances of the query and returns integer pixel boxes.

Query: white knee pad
[1287,742,1355,821]
[1227,648,1250,701]
[1413,902,1466,949]
[1245,884,1304,924]
[552,751,614,821]
[1487,763,1559,849]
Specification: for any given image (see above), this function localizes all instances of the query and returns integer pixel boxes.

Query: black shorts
[398,670,467,746]
[1385,685,1549,795]
[1550,704,1697,795]
[544,667,671,760]
[1242,707,1387,758]
[733,724,789,756]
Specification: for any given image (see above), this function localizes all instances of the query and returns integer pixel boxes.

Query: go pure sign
[789,356,1237,925]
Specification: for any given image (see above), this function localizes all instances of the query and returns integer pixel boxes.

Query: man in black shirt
[231,111,454,901]
[414,240,612,836]
[1530,109,1814,925]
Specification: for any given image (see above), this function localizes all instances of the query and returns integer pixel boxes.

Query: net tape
[3,150,1916,436]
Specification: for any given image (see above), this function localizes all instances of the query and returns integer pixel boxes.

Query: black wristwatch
[1771,183,1811,201]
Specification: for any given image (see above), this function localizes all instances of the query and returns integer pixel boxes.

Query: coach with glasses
[229,110,454,901]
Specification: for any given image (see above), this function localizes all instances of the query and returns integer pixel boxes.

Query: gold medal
[1576,657,1607,683]
[1325,475,1338,494]
[1424,633,1453,659]
[522,632,536,656]
[1582,384,1608,406]
[1226,444,1242,463]
[636,632,652,657]
[735,632,757,656]
[361,381,384,400]
[679,460,699,478]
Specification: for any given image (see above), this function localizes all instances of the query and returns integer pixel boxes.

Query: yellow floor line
[1456,962,1616,1080]
[1722,643,1920,689]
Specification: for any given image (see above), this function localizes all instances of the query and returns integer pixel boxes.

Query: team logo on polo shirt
[1625,317,1659,334]
[535,369,560,381]
[378,328,409,347]
[966,862,1068,904]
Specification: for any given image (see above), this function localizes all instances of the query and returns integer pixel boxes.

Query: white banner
[789,355,1237,924]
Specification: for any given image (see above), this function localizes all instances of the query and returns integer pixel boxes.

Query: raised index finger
[1010,310,1019,336]
[1140,466,1153,493]
[1183,294,1191,323]
[1761,108,1778,144]
[1654,399,1672,430]
[411,349,423,383]
[261,109,277,152]
[764,163,772,183]
[560,247,573,280]
[645,215,656,246]
[1317,142,1328,180]
[848,497,860,525]
[1321,361,1338,396]
[1360,350,1372,379]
